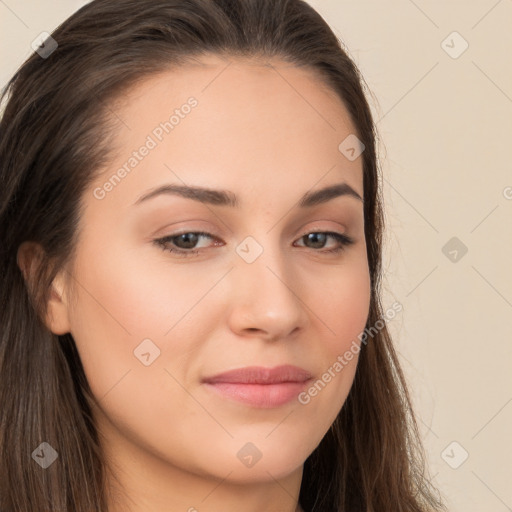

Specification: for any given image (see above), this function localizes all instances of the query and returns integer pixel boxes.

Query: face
[44,55,371,503]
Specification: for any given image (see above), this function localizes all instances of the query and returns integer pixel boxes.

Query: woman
[0,0,446,511]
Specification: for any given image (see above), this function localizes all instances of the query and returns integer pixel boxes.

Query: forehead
[91,55,364,211]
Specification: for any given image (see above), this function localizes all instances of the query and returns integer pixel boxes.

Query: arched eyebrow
[133,182,363,208]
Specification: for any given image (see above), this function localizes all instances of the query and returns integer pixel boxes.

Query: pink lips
[202,365,312,408]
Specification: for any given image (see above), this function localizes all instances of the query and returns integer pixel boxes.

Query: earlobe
[45,272,72,335]
[16,241,72,335]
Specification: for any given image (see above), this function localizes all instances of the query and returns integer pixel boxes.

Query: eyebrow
[133,182,363,208]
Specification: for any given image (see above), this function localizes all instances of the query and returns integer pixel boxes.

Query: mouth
[201,365,313,408]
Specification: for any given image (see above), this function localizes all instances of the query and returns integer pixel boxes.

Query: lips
[202,365,312,385]
[201,365,313,408]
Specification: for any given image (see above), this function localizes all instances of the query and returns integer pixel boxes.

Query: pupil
[173,233,328,250]
[307,233,326,248]
[177,233,198,248]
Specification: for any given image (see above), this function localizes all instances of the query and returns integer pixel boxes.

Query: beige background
[1,1,511,510]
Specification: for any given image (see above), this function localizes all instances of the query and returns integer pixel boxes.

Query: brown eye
[154,231,217,257]
[296,231,354,253]
[153,230,354,258]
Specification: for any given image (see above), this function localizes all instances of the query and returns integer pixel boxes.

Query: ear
[17,241,72,335]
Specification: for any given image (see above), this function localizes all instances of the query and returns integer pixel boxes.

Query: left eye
[154,230,354,257]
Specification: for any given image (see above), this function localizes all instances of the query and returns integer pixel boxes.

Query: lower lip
[203,381,310,408]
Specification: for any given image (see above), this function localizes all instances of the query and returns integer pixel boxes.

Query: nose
[226,241,309,342]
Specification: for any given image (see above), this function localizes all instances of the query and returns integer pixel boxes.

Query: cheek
[309,255,371,356]
[71,236,211,331]
[296,255,371,416]
[65,242,207,399]
[65,247,208,463]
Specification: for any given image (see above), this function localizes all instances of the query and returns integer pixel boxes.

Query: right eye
[153,231,221,257]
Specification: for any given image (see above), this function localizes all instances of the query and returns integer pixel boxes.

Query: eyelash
[153,230,355,258]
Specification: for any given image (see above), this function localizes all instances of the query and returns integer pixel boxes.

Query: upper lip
[202,365,312,385]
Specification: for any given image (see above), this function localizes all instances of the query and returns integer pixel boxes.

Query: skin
[19,55,371,512]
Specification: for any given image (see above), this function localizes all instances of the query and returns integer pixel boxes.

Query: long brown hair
[0,1,446,510]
